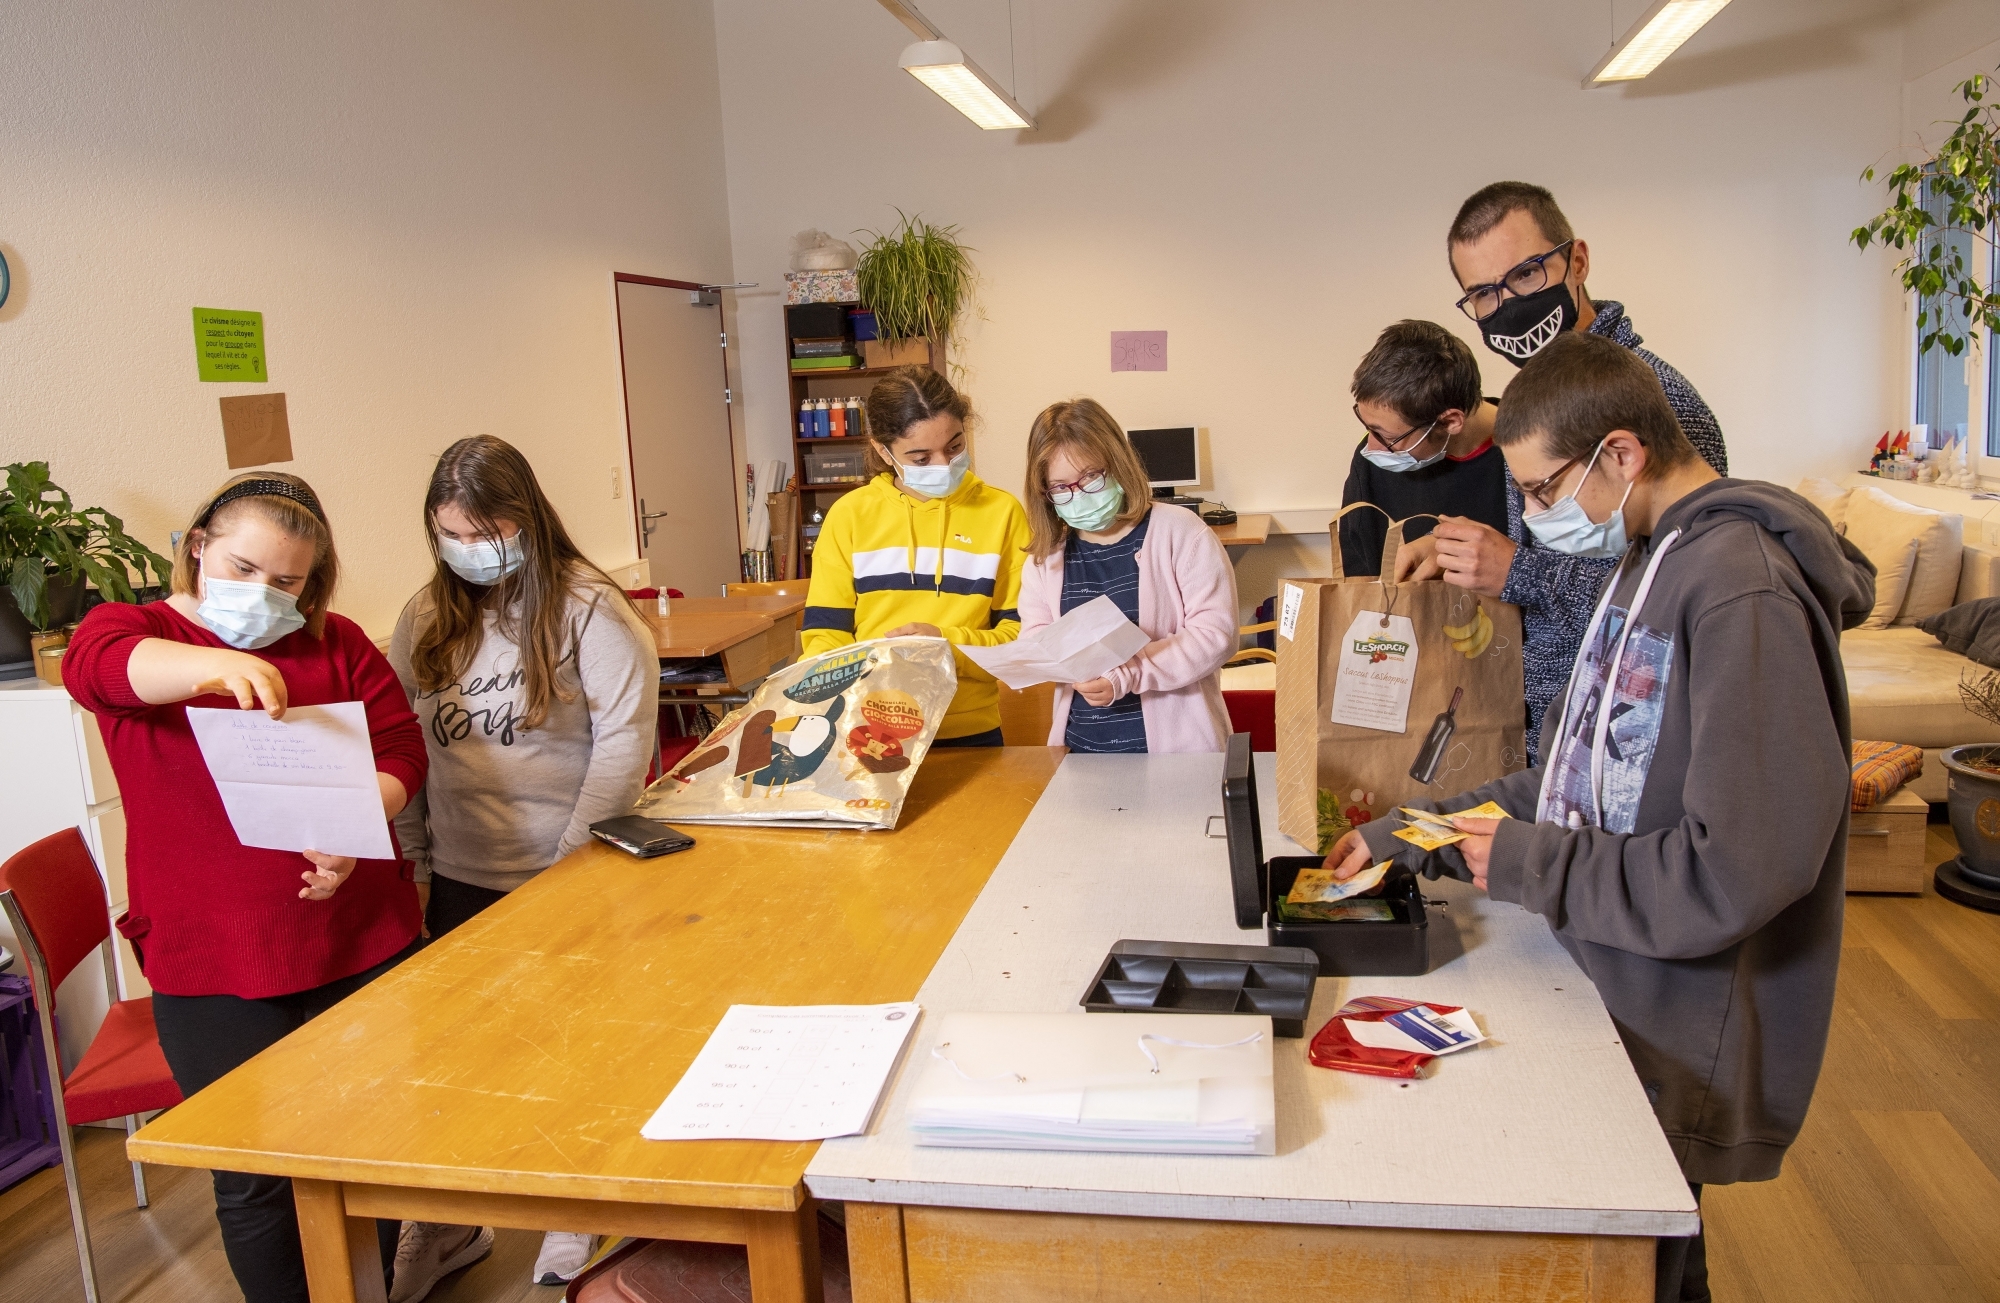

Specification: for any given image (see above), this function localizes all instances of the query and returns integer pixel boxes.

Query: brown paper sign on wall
[219,393,292,469]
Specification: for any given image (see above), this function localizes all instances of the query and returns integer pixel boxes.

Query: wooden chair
[0,828,183,1303]
[725,580,811,599]
[1229,619,1277,666]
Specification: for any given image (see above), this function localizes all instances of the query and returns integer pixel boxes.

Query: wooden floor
[5,821,2000,1302]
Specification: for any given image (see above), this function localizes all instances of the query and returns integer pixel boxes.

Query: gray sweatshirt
[390,581,660,892]
[1363,479,1875,1186]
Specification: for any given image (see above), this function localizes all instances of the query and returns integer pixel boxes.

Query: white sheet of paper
[1329,610,1419,733]
[186,702,394,860]
[642,1003,921,1142]
[959,595,1150,690]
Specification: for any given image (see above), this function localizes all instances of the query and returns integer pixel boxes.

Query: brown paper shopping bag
[1275,506,1527,852]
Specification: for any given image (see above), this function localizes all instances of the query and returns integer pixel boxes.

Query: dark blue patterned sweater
[1500,301,1728,763]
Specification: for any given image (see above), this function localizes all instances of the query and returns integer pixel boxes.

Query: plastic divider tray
[1079,939,1319,1038]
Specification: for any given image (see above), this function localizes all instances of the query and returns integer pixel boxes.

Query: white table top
[805,752,1699,1237]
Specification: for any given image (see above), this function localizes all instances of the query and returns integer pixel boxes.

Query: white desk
[807,753,1696,1302]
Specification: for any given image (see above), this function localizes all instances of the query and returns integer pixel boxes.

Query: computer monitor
[1127,426,1203,492]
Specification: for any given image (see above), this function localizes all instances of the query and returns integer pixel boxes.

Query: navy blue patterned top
[1060,510,1151,754]
[1500,301,1728,763]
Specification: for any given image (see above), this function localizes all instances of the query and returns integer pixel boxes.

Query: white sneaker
[532,1230,600,1286]
[390,1221,494,1303]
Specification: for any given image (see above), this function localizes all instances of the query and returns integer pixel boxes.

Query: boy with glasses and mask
[1327,332,1873,1303]
[1337,321,1511,578]
[1397,182,1728,762]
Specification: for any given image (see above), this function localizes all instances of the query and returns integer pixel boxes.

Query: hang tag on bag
[1277,584,1304,641]
[1329,609,1418,733]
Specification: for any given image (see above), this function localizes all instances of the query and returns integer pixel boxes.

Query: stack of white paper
[909,1012,1275,1156]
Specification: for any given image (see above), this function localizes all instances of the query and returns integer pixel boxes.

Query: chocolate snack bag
[635,636,957,830]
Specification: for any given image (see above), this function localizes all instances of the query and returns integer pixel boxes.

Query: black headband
[195,479,326,527]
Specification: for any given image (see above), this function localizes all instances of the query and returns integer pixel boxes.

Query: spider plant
[854,212,976,352]
[2,461,171,630]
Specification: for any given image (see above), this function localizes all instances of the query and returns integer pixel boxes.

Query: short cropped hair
[1350,321,1484,426]
[1448,181,1574,252]
[1493,334,1695,477]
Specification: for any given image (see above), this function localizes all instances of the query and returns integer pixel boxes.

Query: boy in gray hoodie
[1327,332,1875,1303]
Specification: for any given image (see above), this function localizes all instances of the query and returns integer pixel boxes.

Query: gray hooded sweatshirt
[1362,479,1875,1185]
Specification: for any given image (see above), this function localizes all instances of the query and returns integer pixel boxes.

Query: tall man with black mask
[1396,182,1728,761]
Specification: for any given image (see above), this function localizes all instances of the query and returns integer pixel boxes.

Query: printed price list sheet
[642,1003,921,1142]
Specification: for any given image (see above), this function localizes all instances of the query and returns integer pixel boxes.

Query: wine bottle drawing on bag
[1410,686,1463,784]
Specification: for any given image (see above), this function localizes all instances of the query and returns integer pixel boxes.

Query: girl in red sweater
[65,472,426,1303]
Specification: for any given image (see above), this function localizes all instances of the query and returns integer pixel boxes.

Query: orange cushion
[1851,739,1924,812]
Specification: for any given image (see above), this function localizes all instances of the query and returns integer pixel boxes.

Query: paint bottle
[799,398,813,439]
[829,397,847,439]
[847,396,865,439]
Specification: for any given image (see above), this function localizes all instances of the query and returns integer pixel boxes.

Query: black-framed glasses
[1456,240,1575,323]
[1047,468,1108,504]
[1352,405,1441,453]
[1518,450,1590,513]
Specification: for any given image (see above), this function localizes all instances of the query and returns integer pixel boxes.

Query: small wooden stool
[1847,785,1930,893]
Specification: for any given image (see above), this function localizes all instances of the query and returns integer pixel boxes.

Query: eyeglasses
[1455,240,1575,323]
[1046,468,1108,504]
[1518,450,1590,513]
[1353,405,1442,453]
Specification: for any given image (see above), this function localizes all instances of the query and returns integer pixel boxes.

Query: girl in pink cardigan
[1019,399,1239,752]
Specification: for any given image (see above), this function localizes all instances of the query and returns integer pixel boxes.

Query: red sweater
[65,601,427,999]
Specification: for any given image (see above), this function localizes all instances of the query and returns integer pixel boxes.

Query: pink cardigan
[1020,502,1239,753]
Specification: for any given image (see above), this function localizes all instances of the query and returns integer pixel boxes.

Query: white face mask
[437,531,525,585]
[196,571,306,649]
[1520,440,1633,559]
[1359,419,1446,474]
[897,451,969,499]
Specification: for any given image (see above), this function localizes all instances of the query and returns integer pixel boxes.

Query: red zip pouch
[1307,995,1464,1079]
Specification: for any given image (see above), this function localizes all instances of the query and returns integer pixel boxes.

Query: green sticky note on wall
[193,307,267,382]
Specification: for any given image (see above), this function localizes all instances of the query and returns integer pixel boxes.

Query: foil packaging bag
[635,637,957,830]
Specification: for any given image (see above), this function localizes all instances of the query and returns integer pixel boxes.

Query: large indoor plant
[854,212,975,358]
[1852,70,1998,361]
[0,461,171,666]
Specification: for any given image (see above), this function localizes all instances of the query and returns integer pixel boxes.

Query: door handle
[639,498,669,547]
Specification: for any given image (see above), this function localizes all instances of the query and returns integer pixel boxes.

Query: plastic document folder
[908,1012,1276,1156]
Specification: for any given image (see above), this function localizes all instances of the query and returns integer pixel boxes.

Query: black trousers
[1656,1184,1708,1303]
[424,873,508,940]
[151,940,419,1303]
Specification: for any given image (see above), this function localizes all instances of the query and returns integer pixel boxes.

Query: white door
[616,276,740,595]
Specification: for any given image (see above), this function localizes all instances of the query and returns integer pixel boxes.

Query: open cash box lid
[1223,732,1270,929]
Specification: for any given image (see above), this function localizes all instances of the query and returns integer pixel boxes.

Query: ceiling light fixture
[1585,0,1733,86]
[877,0,1035,131]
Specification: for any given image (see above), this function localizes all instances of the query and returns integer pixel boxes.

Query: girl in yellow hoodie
[803,367,1029,745]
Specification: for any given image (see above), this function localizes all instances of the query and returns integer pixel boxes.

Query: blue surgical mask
[1359,420,1447,474]
[437,532,525,585]
[1055,479,1126,532]
[897,452,969,499]
[1521,440,1633,558]
[197,574,306,649]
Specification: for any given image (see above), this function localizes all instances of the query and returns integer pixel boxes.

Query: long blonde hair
[409,436,637,730]
[1022,399,1152,560]
[173,472,339,638]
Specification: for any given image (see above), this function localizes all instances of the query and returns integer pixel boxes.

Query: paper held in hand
[959,594,1150,690]
[185,702,393,860]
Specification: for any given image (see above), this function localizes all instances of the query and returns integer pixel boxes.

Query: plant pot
[1942,745,2000,885]
[0,576,87,680]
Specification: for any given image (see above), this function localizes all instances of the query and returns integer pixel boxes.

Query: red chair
[1,829,183,1303]
[1223,690,1276,753]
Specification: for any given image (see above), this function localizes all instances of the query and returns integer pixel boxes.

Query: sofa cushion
[1855,536,1919,630]
[1843,486,1963,626]
[1795,477,1850,533]
[1842,627,2000,748]
[1918,596,2000,670]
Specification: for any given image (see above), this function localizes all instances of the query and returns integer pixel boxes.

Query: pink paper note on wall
[1111,331,1167,372]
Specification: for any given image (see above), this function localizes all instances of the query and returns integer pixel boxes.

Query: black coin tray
[1079,938,1320,1038]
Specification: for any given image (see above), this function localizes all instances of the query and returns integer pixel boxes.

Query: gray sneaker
[390,1221,494,1303]
[532,1230,600,1285]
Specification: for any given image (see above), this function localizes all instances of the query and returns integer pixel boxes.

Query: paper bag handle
[1327,506,1442,616]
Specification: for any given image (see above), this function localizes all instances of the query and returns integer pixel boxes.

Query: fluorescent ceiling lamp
[1585,0,1733,86]
[900,39,1034,130]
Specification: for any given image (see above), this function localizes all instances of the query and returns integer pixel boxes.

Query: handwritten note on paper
[1110,331,1167,372]
[959,595,1151,690]
[185,702,393,860]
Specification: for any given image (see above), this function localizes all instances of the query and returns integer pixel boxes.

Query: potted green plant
[1852,69,1998,361]
[854,212,975,369]
[1,461,172,677]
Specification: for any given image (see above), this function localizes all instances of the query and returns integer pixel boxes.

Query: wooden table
[1207,512,1271,548]
[806,753,1699,1302]
[666,595,806,669]
[127,748,1065,1303]
[640,609,788,691]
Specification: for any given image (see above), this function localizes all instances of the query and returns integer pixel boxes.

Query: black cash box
[1079,939,1319,1038]
[1223,732,1431,976]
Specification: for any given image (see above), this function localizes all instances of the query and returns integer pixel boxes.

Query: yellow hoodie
[803,471,1029,739]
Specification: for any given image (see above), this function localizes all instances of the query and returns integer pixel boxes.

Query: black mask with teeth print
[1479,280,1577,367]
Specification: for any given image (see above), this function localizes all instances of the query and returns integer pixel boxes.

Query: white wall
[0,0,734,636]
[715,0,1921,607]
